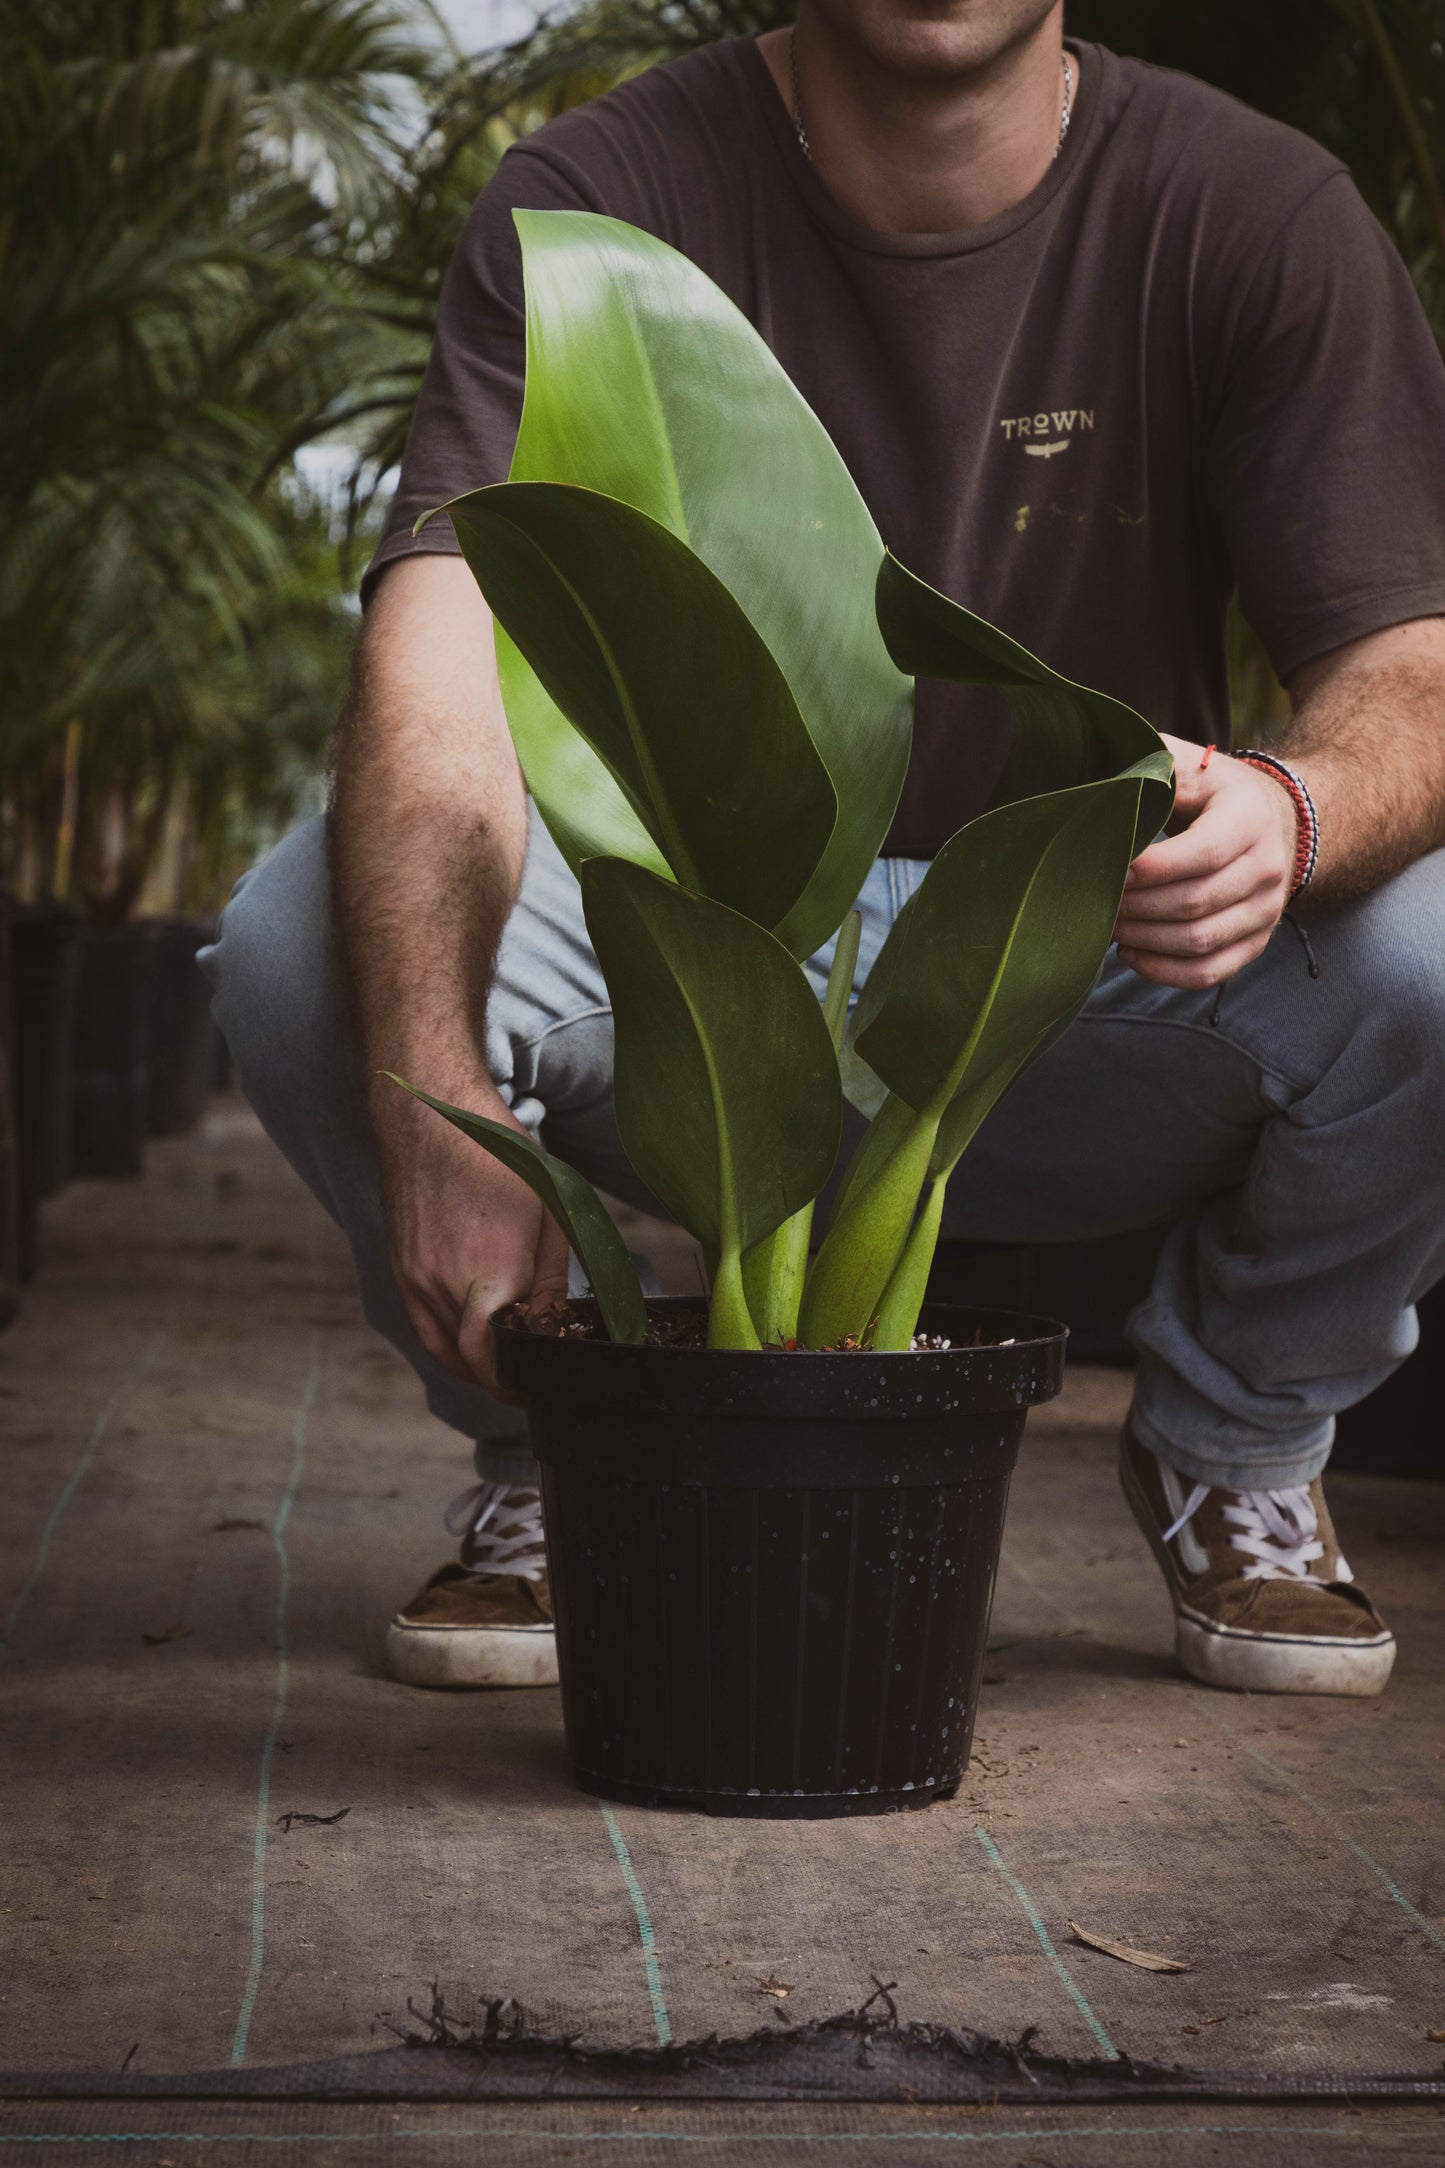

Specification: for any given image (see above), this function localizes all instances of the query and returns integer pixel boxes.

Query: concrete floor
[2,1102,1443,2165]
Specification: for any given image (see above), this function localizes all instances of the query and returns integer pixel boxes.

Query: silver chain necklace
[789,36,1074,169]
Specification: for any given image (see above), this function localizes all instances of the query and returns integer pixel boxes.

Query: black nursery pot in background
[496,1299,1066,1820]
[9,904,81,1280]
[71,922,157,1178]
[146,916,218,1138]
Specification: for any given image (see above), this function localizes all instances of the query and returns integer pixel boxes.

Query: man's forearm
[327,553,565,1390]
[1279,617,1445,904]
[329,555,527,1094]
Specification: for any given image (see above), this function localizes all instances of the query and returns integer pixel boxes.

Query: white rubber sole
[385,1620,559,1690]
[1119,1440,1396,1699]
[1176,1613,1396,1697]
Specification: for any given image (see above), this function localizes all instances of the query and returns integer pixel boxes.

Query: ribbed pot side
[496,1299,1066,1819]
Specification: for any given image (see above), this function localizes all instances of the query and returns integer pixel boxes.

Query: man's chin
[806,0,1059,83]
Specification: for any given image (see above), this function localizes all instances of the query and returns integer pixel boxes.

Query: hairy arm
[1115,616,1445,987]
[329,553,568,1395]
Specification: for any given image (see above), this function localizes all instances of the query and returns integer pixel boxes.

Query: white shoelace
[1162,1482,1345,1583]
[444,1480,547,1583]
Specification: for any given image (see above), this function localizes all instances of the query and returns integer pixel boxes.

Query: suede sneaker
[386,1481,559,1689]
[1120,1429,1395,1697]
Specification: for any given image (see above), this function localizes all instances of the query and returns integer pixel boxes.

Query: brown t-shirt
[367,37,1445,856]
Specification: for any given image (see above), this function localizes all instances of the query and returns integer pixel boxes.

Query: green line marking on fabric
[599,1802,673,2047]
[0,2123,1400,2146]
[2,1330,167,1656]
[973,1826,1119,2061]
[1248,1750,1445,1954]
[228,1341,324,2070]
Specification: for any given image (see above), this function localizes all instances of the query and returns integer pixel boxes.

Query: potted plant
[394,213,1174,1816]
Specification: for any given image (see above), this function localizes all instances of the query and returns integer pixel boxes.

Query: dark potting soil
[503,1299,1005,1355]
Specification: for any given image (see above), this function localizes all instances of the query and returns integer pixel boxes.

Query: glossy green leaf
[580,857,841,1347]
[495,623,669,881]
[503,209,913,958]
[802,777,1144,1348]
[854,777,1147,1171]
[439,480,836,932]
[382,1078,647,1345]
[876,554,1175,852]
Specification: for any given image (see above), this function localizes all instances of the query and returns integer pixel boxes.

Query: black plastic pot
[496,1299,1066,1819]
[0,898,21,1328]
[9,904,81,1281]
[145,916,218,1137]
[71,922,157,1178]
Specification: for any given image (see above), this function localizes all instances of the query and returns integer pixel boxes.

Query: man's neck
[757,9,1071,236]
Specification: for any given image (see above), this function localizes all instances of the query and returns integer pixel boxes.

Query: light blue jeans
[201,808,1445,1494]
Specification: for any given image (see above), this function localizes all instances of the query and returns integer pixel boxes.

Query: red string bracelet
[1232,749,1320,899]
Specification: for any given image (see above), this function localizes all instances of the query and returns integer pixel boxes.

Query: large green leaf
[437,480,836,933]
[855,777,1146,1168]
[580,857,841,1348]
[383,1078,647,1345]
[876,554,1175,851]
[801,777,1143,1347]
[501,209,913,958]
[495,624,669,881]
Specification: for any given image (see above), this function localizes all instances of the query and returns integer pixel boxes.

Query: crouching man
[205,0,1445,1699]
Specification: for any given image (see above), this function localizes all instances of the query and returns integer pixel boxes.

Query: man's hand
[1118,620,1445,989]
[1114,731,1298,990]
[371,1069,569,1401]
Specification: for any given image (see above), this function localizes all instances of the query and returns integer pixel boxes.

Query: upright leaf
[580,858,841,1348]
[436,480,836,933]
[876,554,1175,851]
[854,777,1147,1172]
[802,778,1145,1348]
[503,209,913,957]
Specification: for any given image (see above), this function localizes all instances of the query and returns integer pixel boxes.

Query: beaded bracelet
[1233,748,1320,899]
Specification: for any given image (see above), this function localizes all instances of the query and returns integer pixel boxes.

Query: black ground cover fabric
[2,1103,1443,2158]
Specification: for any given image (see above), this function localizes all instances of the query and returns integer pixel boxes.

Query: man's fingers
[1129,760,1296,903]
[532,1213,572,1311]
[1114,898,1272,960]
[456,1273,517,1400]
[1116,933,1267,990]
[404,1286,477,1385]
[1127,804,1251,891]
[1115,853,1275,927]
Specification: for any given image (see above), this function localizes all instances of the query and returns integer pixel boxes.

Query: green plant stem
[825,1088,917,1231]
[740,909,862,1344]
[742,1216,811,1343]
[870,1173,947,1350]
[822,909,862,1045]
[708,1243,762,1350]
[796,1097,940,1348]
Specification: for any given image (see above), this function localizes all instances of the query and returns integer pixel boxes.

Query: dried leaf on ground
[1427,2029,1445,2043]
[1068,1921,1192,1973]
[757,1975,792,1998]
